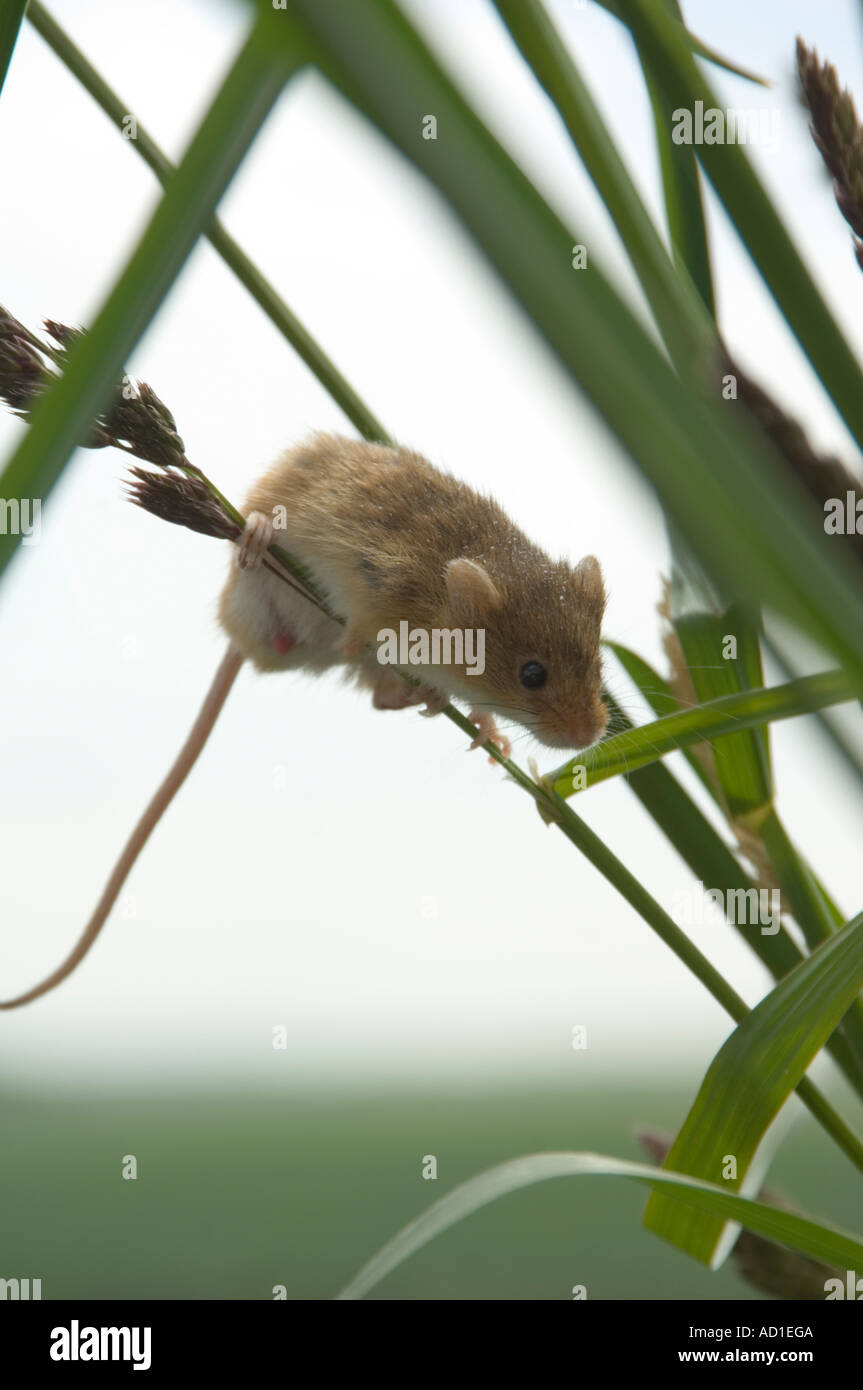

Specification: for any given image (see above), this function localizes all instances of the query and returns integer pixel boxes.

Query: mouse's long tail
[1,642,245,1010]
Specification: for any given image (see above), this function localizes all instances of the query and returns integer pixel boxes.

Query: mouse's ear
[572,554,605,603]
[445,558,503,620]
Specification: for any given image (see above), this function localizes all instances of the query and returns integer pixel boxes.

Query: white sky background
[1,0,863,1091]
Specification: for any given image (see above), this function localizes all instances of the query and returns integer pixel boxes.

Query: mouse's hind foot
[236,511,275,570]
[371,668,417,710]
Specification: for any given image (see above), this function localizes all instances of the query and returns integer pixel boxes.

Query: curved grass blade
[644,911,863,1264]
[337,1150,863,1299]
[552,668,852,795]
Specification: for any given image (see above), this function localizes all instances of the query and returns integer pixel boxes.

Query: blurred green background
[2,1075,856,1300]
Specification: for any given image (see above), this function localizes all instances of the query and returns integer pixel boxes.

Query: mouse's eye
[519,661,547,690]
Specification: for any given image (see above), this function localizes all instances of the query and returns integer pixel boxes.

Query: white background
[1,0,862,1091]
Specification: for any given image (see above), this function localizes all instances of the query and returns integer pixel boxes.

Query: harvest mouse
[2,433,607,1009]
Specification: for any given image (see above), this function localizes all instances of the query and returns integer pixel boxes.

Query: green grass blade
[25,2,389,445]
[552,669,853,795]
[618,0,863,455]
[268,0,863,694]
[617,631,861,1084]
[647,75,714,313]
[608,638,717,795]
[760,809,843,951]
[603,660,798,977]
[682,36,768,87]
[0,0,27,98]
[594,0,769,87]
[620,672,847,974]
[621,754,863,1100]
[0,15,295,583]
[336,1150,863,1299]
[491,0,712,367]
[620,756,802,976]
[634,4,776,826]
[664,593,863,1078]
[606,650,863,1096]
[637,0,715,315]
[637,0,773,821]
[644,911,863,1264]
[765,629,863,784]
[606,640,679,716]
[538,791,863,1174]
[759,808,863,1086]
[673,608,772,822]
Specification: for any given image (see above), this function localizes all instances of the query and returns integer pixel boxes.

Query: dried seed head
[138,380,179,432]
[0,308,189,468]
[797,39,863,263]
[716,342,863,569]
[126,465,241,541]
[0,313,51,412]
[44,319,84,349]
[0,305,243,569]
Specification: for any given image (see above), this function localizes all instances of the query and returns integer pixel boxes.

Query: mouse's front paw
[236,511,275,570]
[468,709,511,761]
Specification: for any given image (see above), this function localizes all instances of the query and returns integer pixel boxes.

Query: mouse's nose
[567,702,608,749]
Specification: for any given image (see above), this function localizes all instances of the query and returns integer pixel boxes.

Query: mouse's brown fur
[1,433,608,1012]
[219,433,607,749]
